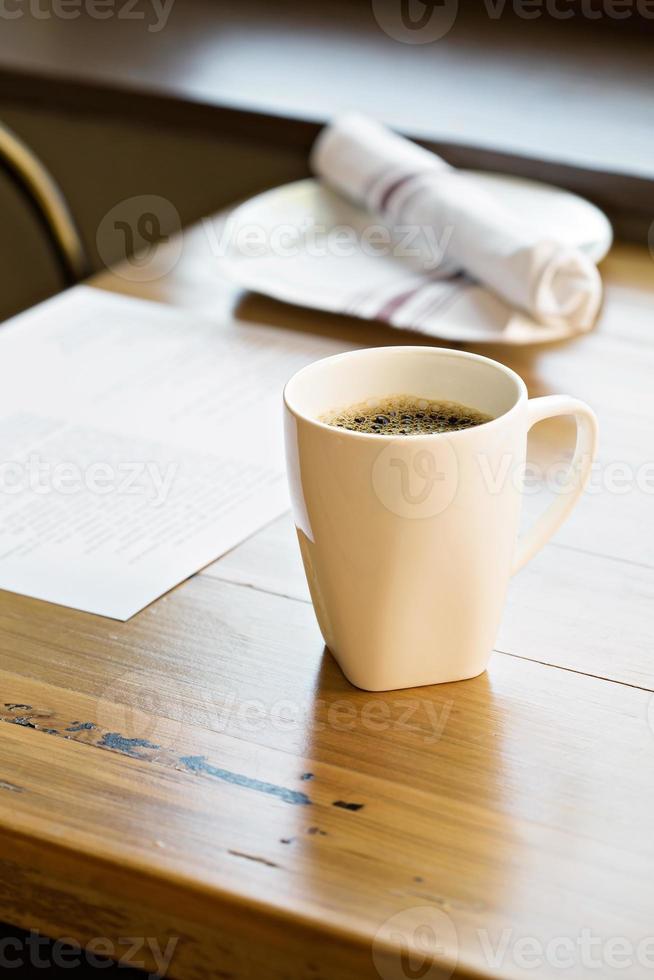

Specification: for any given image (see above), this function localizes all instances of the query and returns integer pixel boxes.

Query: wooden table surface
[0,217,653,980]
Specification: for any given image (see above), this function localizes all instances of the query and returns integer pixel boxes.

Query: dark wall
[0,102,307,321]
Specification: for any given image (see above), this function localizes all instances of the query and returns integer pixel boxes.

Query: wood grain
[205,512,654,691]
[0,208,652,977]
[1,575,654,979]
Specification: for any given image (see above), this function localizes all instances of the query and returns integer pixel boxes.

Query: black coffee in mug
[322,394,492,435]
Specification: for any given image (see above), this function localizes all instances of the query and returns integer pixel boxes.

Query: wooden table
[0,217,653,980]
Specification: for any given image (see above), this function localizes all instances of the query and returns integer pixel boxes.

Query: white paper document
[0,287,349,619]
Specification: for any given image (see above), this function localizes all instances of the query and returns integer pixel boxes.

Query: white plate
[219,176,612,345]
[463,171,612,262]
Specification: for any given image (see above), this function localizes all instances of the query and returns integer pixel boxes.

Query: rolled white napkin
[310,114,602,332]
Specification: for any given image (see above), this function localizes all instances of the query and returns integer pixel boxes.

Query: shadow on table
[306,645,504,806]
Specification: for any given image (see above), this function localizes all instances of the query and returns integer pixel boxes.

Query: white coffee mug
[284,346,597,691]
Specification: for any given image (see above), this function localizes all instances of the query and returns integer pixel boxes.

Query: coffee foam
[321,394,492,435]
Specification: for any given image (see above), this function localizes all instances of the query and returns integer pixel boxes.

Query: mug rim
[283,345,527,441]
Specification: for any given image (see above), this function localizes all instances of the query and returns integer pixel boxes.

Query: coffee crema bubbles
[321,394,493,435]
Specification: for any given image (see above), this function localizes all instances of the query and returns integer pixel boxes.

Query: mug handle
[512,395,598,574]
